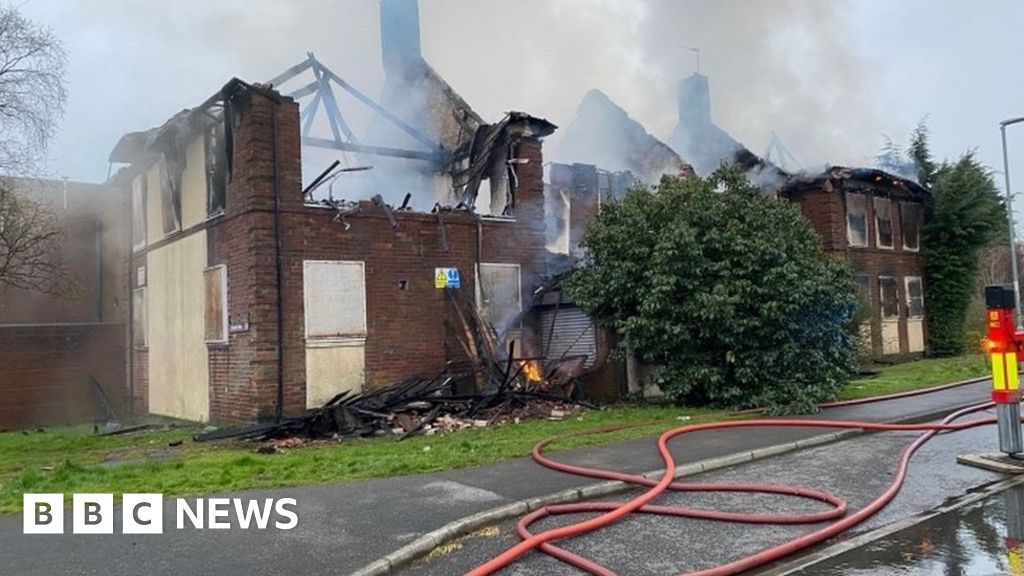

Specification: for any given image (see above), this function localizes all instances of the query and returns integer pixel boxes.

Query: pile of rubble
[195,290,588,444]
[195,364,585,444]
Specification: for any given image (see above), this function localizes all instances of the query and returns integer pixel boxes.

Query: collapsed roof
[779,165,932,201]
[554,89,693,184]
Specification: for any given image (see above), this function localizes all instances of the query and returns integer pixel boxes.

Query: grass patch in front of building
[0,406,726,515]
[838,354,989,401]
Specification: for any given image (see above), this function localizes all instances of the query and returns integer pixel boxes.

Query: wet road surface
[788,480,1024,575]
[400,408,1011,575]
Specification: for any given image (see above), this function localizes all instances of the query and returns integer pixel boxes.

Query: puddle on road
[799,482,1024,575]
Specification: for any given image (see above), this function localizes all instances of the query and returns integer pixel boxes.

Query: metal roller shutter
[540,306,597,369]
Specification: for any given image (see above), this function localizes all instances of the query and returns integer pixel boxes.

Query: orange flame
[519,361,544,383]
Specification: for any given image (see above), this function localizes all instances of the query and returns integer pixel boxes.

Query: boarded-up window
[204,265,227,342]
[159,155,182,235]
[879,276,899,320]
[132,288,147,347]
[303,261,366,338]
[478,263,522,333]
[132,175,147,251]
[901,203,922,251]
[205,124,227,217]
[906,276,924,318]
[846,193,867,247]
[874,197,893,248]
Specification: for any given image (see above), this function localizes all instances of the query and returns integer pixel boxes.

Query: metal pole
[999,118,1024,459]
[1000,118,1024,329]
[997,403,1023,456]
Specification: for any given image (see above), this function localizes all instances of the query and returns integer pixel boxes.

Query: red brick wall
[205,92,303,422]
[0,323,127,430]
[132,349,148,415]
[276,137,548,404]
[785,186,927,356]
[785,188,845,251]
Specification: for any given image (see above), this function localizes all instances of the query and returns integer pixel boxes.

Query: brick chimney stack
[380,0,423,81]
[678,73,712,128]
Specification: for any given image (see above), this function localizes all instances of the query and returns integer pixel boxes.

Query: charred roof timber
[267,53,450,165]
[268,51,555,211]
[779,166,932,202]
[109,77,282,170]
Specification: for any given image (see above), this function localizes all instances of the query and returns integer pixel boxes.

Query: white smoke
[32,0,886,183]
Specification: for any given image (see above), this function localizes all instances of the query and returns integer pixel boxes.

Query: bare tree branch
[0,6,67,294]
[0,5,67,175]
[0,177,69,295]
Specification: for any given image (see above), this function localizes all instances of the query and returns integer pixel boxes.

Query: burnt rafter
[267,52,449,165]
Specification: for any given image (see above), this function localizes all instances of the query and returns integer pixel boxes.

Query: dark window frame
[846,193,868,247]
[901,202,922,251]
[906,276,924,319]
[874,197,894,249]
[205,124,227,218]
[159,154,182,236]
[879,276,900,320]
[131,174,147,251]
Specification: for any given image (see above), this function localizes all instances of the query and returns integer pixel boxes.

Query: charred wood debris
[195,290,589,446]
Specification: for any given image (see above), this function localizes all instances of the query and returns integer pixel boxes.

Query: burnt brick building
[114,79,556,423]
[779,167,930,357]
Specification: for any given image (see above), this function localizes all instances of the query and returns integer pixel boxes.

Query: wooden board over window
[204,265,227,343]
[303,261,366,339]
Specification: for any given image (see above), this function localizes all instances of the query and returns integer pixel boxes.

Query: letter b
[23,494,63,534]
[73,494,113,534]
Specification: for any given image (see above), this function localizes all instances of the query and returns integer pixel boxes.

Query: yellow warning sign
[435,269,447,289]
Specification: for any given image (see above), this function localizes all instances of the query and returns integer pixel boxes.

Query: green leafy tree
[564,168,858,412]
[923,151,1006,355]
[908,120,937,188]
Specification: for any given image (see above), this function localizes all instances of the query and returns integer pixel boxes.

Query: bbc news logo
[23,494,298,534]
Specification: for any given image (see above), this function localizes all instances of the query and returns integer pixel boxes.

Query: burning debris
[193,368,584,444]
[194,290,588,444]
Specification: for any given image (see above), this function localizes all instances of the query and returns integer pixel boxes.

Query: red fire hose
[466,402,1010,576]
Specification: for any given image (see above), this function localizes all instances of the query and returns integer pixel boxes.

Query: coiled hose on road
[466,399,1018,576]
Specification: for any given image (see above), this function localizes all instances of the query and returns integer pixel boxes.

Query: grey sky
[17,0,1024,217]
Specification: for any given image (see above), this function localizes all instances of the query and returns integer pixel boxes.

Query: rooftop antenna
[764,131,803,172]
[683,46,701,73]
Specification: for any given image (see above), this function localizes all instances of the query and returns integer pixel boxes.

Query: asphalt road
[399,407,1008,575]
[0,379,996,575]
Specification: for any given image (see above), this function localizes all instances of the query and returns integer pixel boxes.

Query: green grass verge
[0,406,726,515]
[0,354,990,515]
[838,354,989,401]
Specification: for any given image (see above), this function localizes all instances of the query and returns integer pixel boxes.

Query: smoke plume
[38,0,884,185]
